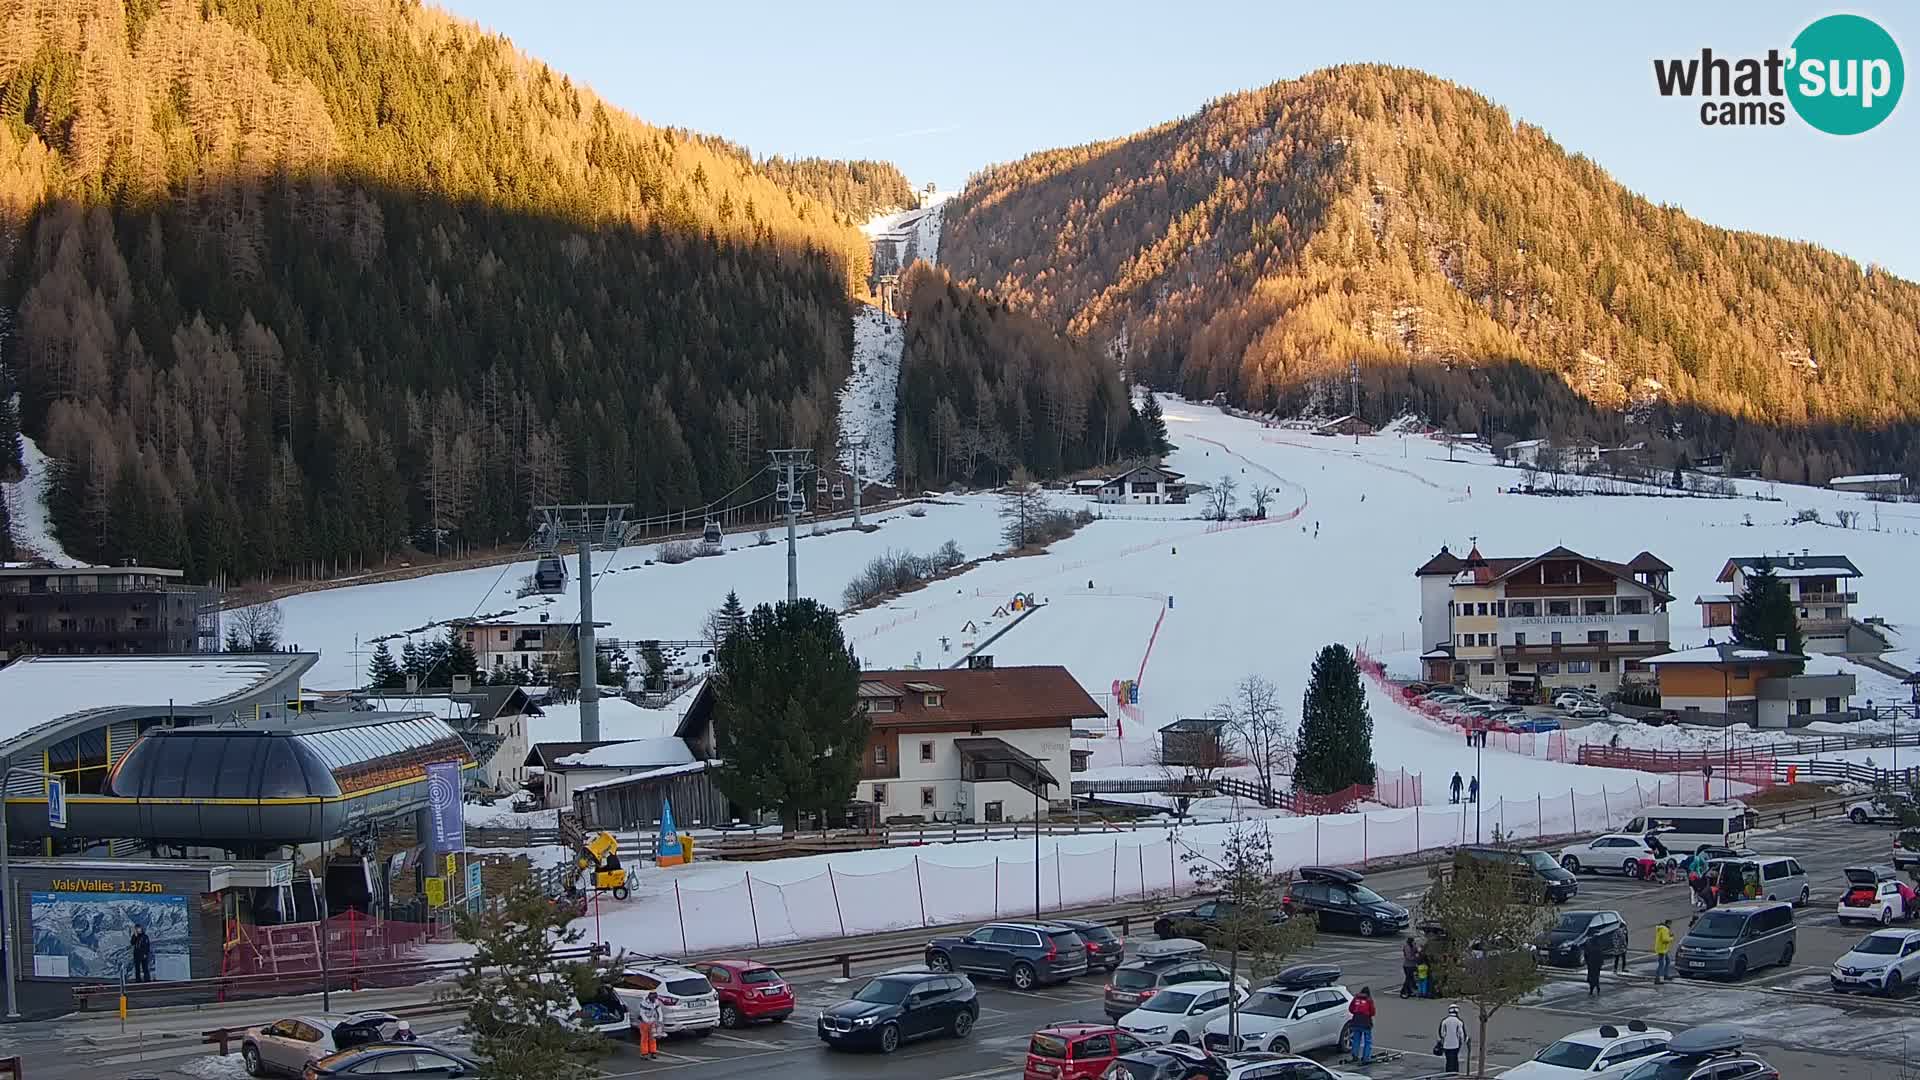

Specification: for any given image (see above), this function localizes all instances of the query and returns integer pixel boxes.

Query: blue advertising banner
[657,799,683,859]
[426,760,465,853]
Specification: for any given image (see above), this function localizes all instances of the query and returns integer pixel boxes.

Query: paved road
[10,816,1917,1080]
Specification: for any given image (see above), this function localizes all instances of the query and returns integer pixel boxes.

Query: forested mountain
[0,0,878,581]
[893,264,1153,490]
[942,66,1920,482]
[756,157,916,221]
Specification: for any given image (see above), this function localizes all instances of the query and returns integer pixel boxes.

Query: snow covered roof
[1829,473,1905,486]
[0,653,316,756]
[455,615,608,629]
[574,759,711,793]
[552,737,695,770]
[1694,594,1737,605]
[1644,643,1802,666]
[1717,555,1861,582]
[1103,465,1185,484]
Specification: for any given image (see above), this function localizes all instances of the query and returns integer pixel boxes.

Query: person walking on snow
[1438,1005,1468,1074]
[1400,937,1420,997]
[1585,936,1605,996]
[1449,772,1463,804]
[1467,776,1480,804]
[1346,987,1375,1064]
[1611,923,1629,974]
[1653,919,1675,984]
[633,990,662,1059]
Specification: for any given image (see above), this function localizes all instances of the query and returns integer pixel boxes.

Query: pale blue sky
[442,1,1917,277]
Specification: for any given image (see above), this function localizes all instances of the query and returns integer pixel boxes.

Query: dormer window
[924,693,942,708]
[866,698,896,713]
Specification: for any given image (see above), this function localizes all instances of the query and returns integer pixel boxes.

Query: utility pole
[848,437,867,528]
[534,504,630,742]
[770,450,814,602]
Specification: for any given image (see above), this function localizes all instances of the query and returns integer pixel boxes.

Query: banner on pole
[426,760,465,852]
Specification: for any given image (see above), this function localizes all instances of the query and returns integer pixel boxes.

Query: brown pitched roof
[1478,546,1675,603]
[860,665,1104,726]
[1414,546,1465,576]
[1627,551,1673,572]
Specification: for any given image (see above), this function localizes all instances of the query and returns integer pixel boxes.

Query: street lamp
[0,758,65,1020]
[1474,734,1484,843]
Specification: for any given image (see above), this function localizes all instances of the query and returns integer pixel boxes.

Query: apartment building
[1698,553,1863,654]
[0,564,219,657]
[1416,545,1672,696]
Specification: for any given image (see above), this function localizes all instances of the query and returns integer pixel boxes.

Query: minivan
[1675,901,1796,979]
[1453,845,1579,903]
[1706,855,1810,907]
[1622,804,1756,850]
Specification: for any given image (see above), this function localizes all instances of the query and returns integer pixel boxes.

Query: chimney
[452,674,472,694]
[1776,637,1786,652]
[405,673,419,693]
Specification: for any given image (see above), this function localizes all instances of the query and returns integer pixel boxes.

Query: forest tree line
[0,0,886,580]
[941,65,1920,484]
[893,264,1167,491]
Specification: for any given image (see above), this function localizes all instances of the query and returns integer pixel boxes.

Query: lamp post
[1034,772,1049,918]
[0,759,64,1020]
[1474,733,1484,843]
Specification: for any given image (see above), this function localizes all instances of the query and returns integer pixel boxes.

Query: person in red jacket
[1346,987,1376,1064]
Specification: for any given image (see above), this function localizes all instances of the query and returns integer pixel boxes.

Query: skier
[1467,775,1480,804]
[1449,772,1464,804]
[1314,522,1320,537]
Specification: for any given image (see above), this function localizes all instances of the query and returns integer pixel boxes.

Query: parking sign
[47,777,66,830]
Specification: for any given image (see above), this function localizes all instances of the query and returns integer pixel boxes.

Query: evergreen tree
[1732,559,1804,667]
[224,626,246,653]
[638,641,668,691]
[454,870,603,1080]
[714,590,747,645]
[445,626,479,680]
[1138,394,1171,457]
[400,639,425,683]
[1296,643,1376,794]
[368,641,403,689]
[710,599,867,830]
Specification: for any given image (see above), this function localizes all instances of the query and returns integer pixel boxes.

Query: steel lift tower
[534,503,630,742]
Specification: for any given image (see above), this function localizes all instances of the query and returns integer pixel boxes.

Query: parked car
[242,1013,402,1077]
[1212,1054,1369,1080]
[1595,1025,1779,1080]
[1154,899,1287,942]
[538,972,627,1035]
[1105,1043,1230,1080]
[1893,828,1920,875]
[1502,1021,1672,1078]
[1562,705,1608,721]
[1023,1022,1150,1080]
[1116,980,1247,1046]
[1510,716,1566,733]
[302,1045,481,1080]
[1537,910,1626,968]
[816,970,977,1054]
[610,962,721,1036]
[1836,865,1915,925]
[1676,901,1796,979]
[926,921,1089,989]
[1051,918,1127,972]
[1452,845,1579,903]
[1830,927,1920,995]
[688,959,793,1028]
[1200,965,1353,1055]
[1705,855,1810,907]
[1558,834,1670,877]
[1281,866,1410,936]
[1103,938,1239,1020]
[1848,795,1910,825]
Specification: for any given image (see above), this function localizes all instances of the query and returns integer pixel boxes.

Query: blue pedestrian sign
[46,777,66,830]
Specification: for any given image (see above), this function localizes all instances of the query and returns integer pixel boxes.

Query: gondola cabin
[533,556,569,593]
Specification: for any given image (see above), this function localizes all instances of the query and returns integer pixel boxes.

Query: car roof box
[1298,865,1363,885]
[1665,1024,1744,1056]
[1844,864,1896,884]
[1265,963,1341,990]
[1133,937,1207,961]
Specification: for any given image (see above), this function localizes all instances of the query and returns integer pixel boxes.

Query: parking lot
[18,815,1919,1080]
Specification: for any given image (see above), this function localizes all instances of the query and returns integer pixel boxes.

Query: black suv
[816,971,978,1054]
[925,922,1088,990]
[1152,898,1288,942]
[1282,866,1409,936]
[1538,909,1626,968]
[1103,939,1235,1020]
[1051,918,1127,972]
[1106,1043,1229,1080]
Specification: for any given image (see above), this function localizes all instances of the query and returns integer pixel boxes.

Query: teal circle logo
[1787,14,1904,135]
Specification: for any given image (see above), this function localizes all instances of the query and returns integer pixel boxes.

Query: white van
[1706,855,1810,907]
[1622,804,1756,851]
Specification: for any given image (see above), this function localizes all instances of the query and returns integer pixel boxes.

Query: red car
[689,959,794,1027]
[1025,1022,1150,1080]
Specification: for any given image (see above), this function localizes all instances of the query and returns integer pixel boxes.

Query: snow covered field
[2,430,83,566]
[836,193,952,485]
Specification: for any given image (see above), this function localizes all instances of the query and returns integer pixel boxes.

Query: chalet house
[679,665,1101,825]
[1415,544,1672,695]
[1501,438,1602,471]
[363,682,538,791]
[1701,554,1864,654]
[1828,473,1910,496]
[1313,415,1374,437]
[524,736,696,808]
[1097,465,1187,505]
[454,614,610,674]
[1644,642,1855,728]
[1158,717,1230,767]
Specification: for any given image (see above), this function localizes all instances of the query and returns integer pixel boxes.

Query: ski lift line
[381,553,522,708]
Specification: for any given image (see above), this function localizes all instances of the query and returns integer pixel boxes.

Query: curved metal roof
[108,715,473,801]
[0,653,317,758]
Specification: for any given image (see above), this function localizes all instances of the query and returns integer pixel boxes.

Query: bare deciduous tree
[1207,473,1238,520]
[1248,484,1274,519]
[225,599,284,652]
[1219,675,1292,797]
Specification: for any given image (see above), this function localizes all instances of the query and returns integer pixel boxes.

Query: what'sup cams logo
[1654,13,1903,134]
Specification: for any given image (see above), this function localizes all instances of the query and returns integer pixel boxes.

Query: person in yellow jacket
[1652,919,1674,984]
